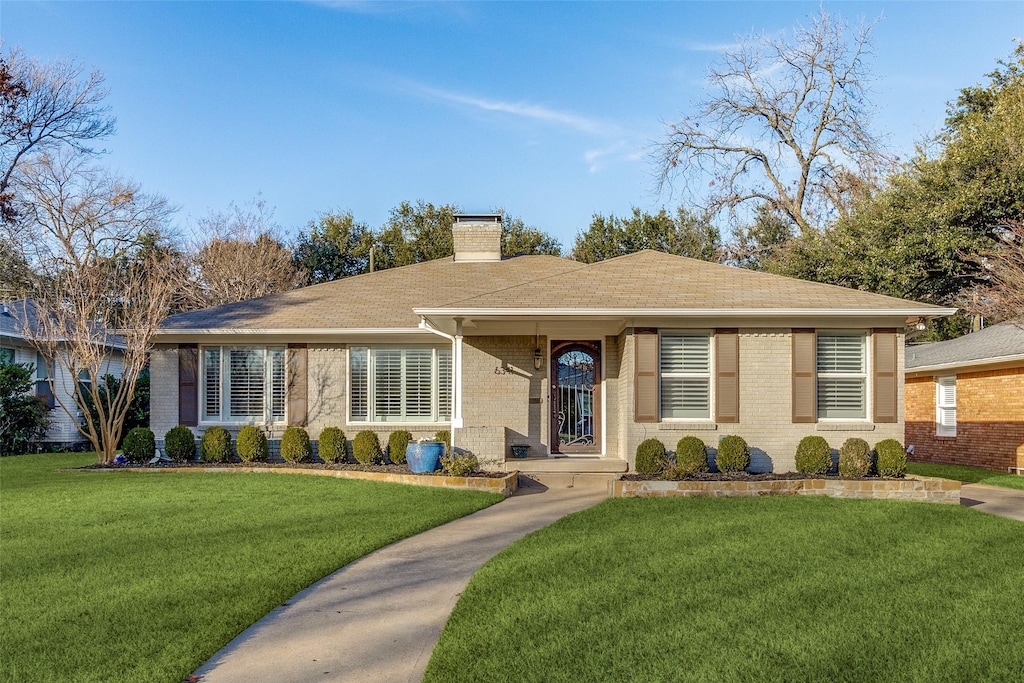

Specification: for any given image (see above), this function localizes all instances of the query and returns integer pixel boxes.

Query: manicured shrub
[662,460,705,481]
[236,425,268,463]
[795,435,832,475]
[164,425,196,462]
[838,437,873,477]
[200,426,232,463]
[318,427,347,464]
[280,427,313,464]
[635,439,667,475]
[122,427,155,462]
[875,438,907,478]
[435,430,451,454]
[388,430,413,465]
[716,435,751,473]
[353,430,383,465]
[675,436,709,474]
[441,452,479,476]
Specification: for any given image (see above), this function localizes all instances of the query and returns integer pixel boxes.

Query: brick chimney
[452,214,503,262]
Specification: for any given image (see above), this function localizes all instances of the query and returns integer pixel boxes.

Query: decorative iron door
[551,341,601,454]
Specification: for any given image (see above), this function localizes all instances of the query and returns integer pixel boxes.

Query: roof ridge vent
[453,213,503,262]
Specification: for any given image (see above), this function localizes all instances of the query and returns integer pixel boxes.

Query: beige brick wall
[619,328,905,473]
[150,344,179,437]
[455,335,548,464]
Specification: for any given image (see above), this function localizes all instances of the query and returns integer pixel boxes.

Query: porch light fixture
[534,347,543,371]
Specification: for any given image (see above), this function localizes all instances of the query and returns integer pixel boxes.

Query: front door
[551,341,600,454]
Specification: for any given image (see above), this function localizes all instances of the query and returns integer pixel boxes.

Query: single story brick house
[151,215,953,474]
[905,322,1024,473]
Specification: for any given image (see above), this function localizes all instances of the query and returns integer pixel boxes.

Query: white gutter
[412,307,958,319]
[418,316,463,457]
[906,353,1024,375]
[154,327,429,336]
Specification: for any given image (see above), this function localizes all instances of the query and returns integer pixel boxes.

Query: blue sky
[2,1,1022,247]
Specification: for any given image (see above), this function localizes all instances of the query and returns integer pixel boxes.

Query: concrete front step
[501,456,628,474]
[519,472,618,491]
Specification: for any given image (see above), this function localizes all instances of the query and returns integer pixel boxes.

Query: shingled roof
[159,250,952,333]
[906,321,1024,372]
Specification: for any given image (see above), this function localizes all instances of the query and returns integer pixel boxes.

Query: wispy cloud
[686,41,742,53]
[584,142,643,173]
[415,84,624,137]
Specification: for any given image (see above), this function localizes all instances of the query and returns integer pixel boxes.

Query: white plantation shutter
[229,348,265,419]
[374,349,403,420]
[404,348,434,420]
[203,348,221,419]
[350,348,368,421]
[270,348,286,422]
[660,334,711,419]
[437,348,452,421]
[936,376,957,436]
[816,333,866,419]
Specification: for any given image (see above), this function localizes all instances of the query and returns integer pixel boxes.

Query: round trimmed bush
[388,430,413,465]
[875,438,907,478]
[318,427,347,464]
[795,435,832,475]
[838,437,873,477]
[635,438,667,475]
[236,425,268,463]
[122,427,155,462]
[716,435,751,473]
[200,426,232,463]
[164,425,196,462]
[675,436,709,474]
[280,426,313,464]
[353,430,383,465]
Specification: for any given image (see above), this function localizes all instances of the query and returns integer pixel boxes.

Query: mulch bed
[76,460,505,478]
[620,471,907,482]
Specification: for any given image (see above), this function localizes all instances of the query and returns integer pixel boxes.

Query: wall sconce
[534,347,543,371]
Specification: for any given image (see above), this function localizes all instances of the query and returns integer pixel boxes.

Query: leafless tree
[1,46,115,223]
[656,9,892,236]
[10,152,177,463]
[187,197,304,307]
[971,221,1024,324]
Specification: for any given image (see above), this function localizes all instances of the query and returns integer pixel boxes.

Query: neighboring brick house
[0,299,125,449]
[905,322,1024,473]
[151,214,953,474]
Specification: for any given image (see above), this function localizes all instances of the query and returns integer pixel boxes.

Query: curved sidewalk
[961,483,1024,522]
[194,480,607,683]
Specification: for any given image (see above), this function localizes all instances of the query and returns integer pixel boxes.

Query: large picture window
[816,333,866,419]
[660,333,711,420]
[350,347,452,423]
[201,346,285,423]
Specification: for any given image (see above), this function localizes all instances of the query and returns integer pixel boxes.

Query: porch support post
[417,315,464,455]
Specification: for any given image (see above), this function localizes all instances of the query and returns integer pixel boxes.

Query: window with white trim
[936,376,957,437]
[659,333,711,419]
[350,347,452,423]
[201,346,286,423]
[816,333,866,419]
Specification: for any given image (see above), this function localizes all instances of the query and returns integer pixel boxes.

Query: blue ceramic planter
[406,442,444,473]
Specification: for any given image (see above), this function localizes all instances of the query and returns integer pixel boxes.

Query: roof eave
[412,307,958,319]
[906,353,1024,375]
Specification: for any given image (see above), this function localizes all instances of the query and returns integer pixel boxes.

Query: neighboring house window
[350,347,452,423]
[816,333,866,419]
[0,347,14,363]
[936,376,957,437]
[201,347,286,423]
[659,333,711,419]
[34,352,56,409]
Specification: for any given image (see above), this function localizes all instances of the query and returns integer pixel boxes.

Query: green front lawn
[908,461,1024,491]
[426,497,1024,683]
[0,453,501,683]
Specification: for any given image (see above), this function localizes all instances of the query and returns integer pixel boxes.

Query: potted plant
[510,444,530,459]
[406,437,444,473]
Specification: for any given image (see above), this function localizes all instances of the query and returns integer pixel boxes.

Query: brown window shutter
[873,329,898,423]
[287,344,308,427]
[178,344,198,426]
[715,329,739,423]
[792,330,816,423]
[634,331,658,423]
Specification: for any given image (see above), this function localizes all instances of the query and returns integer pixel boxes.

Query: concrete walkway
[961,483,1024,522]
[194,479,608,683]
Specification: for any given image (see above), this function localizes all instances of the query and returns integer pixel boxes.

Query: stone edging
[91,466,520,498]
[610,475,960,504]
